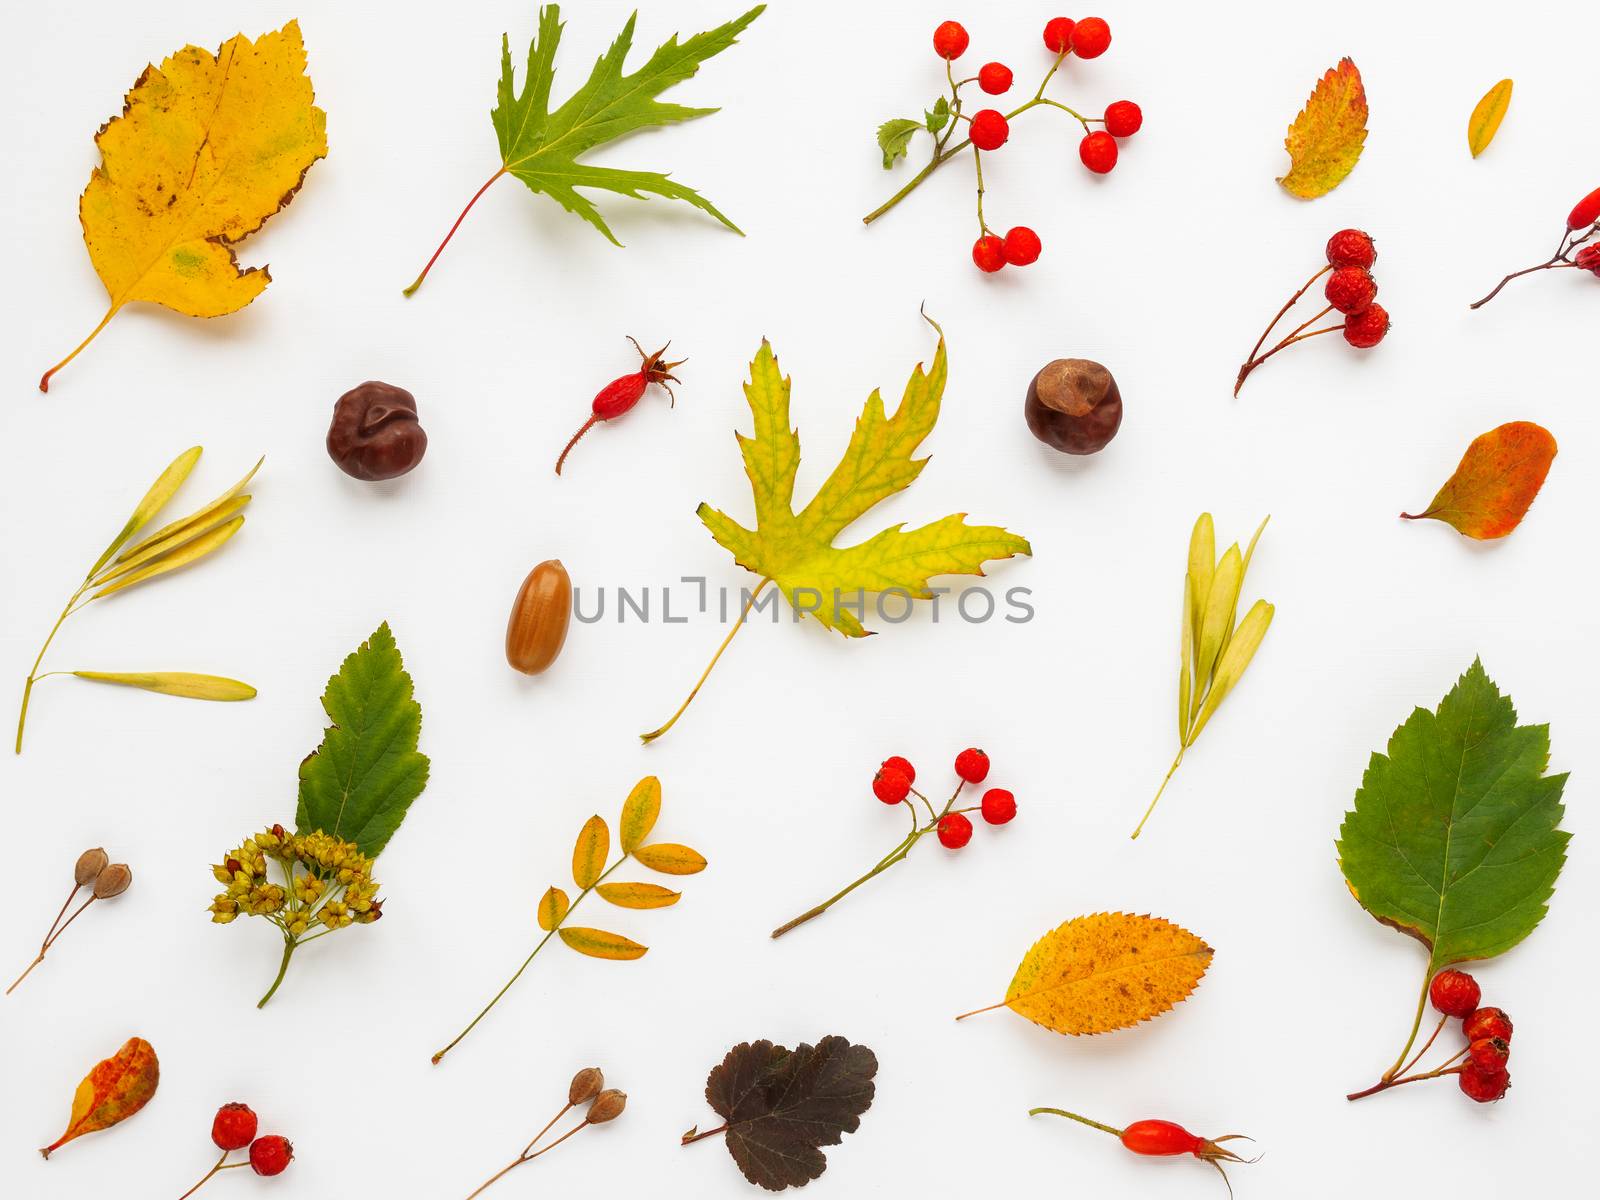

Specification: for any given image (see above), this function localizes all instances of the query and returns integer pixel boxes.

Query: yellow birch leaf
[978,913,1213,1035]
[40,1037,160,1158]
[88,446,201,577]
[90,515,243,598]
[41,22,327,392]
[597,882,681,909]
[1189,600,1274,743]
[1468,80,1513,158]
[572,815,609,890]
[633,843,708,876]
[558,927,648,960]
[71,671,255,700]
[537,886,570,931]
[114,456,263,564]
[1278,58,1368,199]
[619,776,662,854]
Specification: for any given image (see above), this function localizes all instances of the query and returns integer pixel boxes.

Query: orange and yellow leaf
[1402,421,1557,540]
[40,1037,159,1158]
[1279,58,1368,199]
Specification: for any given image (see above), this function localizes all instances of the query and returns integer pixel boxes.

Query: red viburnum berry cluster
[773,748,1018,938]
[177,1103,293,1198]
[1234,230,1390,396]
[870,16,1141,273]
[1471,184,1600,308]
[1347,970,1514,1103]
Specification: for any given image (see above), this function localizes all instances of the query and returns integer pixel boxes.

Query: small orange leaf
[572,815,609,890]
[1468,79,1513,158]
[1279,57,1368,199]
[1402,422,1557,539]
[537,885,570,931]
[41,1037,159,1157]
[558,927,648,960]
[597,881,681,909]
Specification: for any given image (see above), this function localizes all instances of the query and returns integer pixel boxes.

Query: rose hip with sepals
[1472,184,1600,307]
[1043,17,1076,54]
[1031,1107,1254,1193]
[1429,968,1481,1019]
[978,63,1013,95]
[970,109,1010,151]
[1104,101,1142,138]
[972,235,1007,273]
[1577,246,1600,276]
[1079,131,1118,173]
[1569,186,1600,231]
[933,21,969,60]
[555,337,685,475]
[1466,1037,1510,1071]
[1070,17,1112,58]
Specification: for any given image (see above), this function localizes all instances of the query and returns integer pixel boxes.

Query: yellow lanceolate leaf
[1189,600,1275,743]
[71,671,255,700]
[572,816,609,890]
[115,456,263,564]
[597,882,681,909]
[558,927,648,960]
[1217,515,1270,665]
[537,886,570,931]
[93,496,250,587]
[1468,80,1513,158]
[90,516,244,598]
[1279,57,1368,199]
[41,23,327,391]
[993,913,1213,1035]
[1192,544,1242,700]
[1178,575,1193,742]
[633,843,708,876]
[619,776,662,855]
[88,446,201,577]
[1185,512,1214,651]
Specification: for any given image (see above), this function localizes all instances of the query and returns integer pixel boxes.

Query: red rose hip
[1428,969,1481,1019]
[211,1102,258,1151]
[1342,303,1390,348]
[1325,228,1377,269]
[1463,1007,1513,1044]
[1325,266,1378,314]
[249,1135,294,1177]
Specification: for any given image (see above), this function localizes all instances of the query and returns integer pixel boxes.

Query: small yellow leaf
[597,882,681,909]
[1185,513,1214,653]
[558,927,647,960]
[1193,544,1242,693]
[1279,57,1369,199]
[72,671,256,701]
[1178,575,1193,741]
[537,885,570,931]
[572,815,609,890]
[115,455,262,564]
[619,775,662,855]
[1468,79,1513,158]
[90,516,243,598]
[88,446,201,576]
[632,843,707,876]
[93,496,250,586]
[1190,600,1275,743]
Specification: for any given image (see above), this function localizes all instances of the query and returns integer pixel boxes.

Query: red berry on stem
[1079,130,1118,174]
[1567,186,1600,230]
[970,109,1010,151]
[978,62,1014,95]
[1043,17,1076,54]
[1458,1062,1510,1103]
[211,1102,258,1151]
[1576,245,1600,276]
[972,235,1007,273]
[1071,17,1112,58]
[873,767,911,805]
[1466,1037,1510,1071]
[980,788,1016,824]
[1325,266,1378,313]
[937,812,974,849]
[1120,1120,1205,1157]
[1104,100,1142,138]
[1326,228,1377,269]
[954,747,990,783]
[249,1135,294,1177]
[933,21,969,60]
[1003,226,1042,266]
[1343,303,1390,348]
[1429,969,1481,1019]
[880,756,916,784]
[1463,1007,1513,1044]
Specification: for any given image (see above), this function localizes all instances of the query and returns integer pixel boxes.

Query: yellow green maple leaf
[643,328,1031,741]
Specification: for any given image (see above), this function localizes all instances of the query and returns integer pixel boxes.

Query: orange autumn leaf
[1402,421,1557,539]
[1468,79,1514,158]
[1278,58,1368,199]
[41,1037,159,1158]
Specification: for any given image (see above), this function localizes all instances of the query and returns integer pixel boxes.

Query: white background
[2,1,1595,1196]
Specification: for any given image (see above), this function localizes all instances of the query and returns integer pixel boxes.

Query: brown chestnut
[1025,359,1122,455]
[327,381,428,480]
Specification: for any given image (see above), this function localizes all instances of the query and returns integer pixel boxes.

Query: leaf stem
[681,1122,729,1146]
[1028,1107,1124,1138]
[16,581,92,754]
[256,938,298,1008]
[1382,968,1434,1081]
[641,580,770,743]
[403,167,508,297]
[1131,747,1185,840]
[39,305,119,393]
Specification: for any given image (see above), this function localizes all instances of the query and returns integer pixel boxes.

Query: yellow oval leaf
[632,843,707,876]
[1278,57,1368,199]
[40,1037,160,1158]
[558,927,647,960]
[537,885,570,931]
[88,447,201,576]
[597,881,681,909]
[1468,79,1513,158]
[989,913,1213,1035]
[619,775,662,854]
[72,671,256,701]
[90,516,244,598]
[572,815,609,890]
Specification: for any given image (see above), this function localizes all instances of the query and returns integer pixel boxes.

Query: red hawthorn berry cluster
[1471,184,1600,308]
[1348,969,1515,1102]
[870,17,1141,273]
[1234,230,1390,396]
[177,1104,293,1198]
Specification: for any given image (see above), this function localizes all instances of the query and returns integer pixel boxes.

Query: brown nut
[74,847,109,887]
[586,1089,627,1124]
[506,560,572,675]
[92,863,132,899]
[327,381,428,480]
[568,1066,604,1106]
[1025,358,1122,455]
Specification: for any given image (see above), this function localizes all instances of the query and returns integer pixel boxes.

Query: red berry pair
[972,227,1043,272]
[1429,970,1514,1103]
[180,1104,293,1197]
[1472,183,1600,307]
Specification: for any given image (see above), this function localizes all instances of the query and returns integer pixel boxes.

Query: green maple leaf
[643,327,1031,741]
[404,3,763,294]
[296,623,430,857]
[1338,659,1569,973]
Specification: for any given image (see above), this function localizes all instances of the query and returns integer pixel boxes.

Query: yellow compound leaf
[978,913,1213,1035]
[633,843,708,876]
[40,1037,159,1158]
[41,22,327,392]
[1468,80,1513,158]
[537,886,570,931]
[597,882,681,909]
[558,927,648,960]
[1278,57,1368,199]
[572,816,609,890]
[71,671,256,701]
[619,775,662,854]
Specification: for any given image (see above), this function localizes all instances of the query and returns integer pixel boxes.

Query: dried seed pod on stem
[461,1070,624,1199]
[8,849,131,995]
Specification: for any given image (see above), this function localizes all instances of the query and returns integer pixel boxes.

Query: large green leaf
[1337,660,1568,971]
[295,623,429,857]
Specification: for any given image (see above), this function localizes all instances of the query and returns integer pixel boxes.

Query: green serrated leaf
[876,118,922,169]
[1337,660,1569,971]
[295,623,429,858]
[925,96,950,134]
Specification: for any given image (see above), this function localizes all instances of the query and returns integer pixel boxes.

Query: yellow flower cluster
[210,824,382,938]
